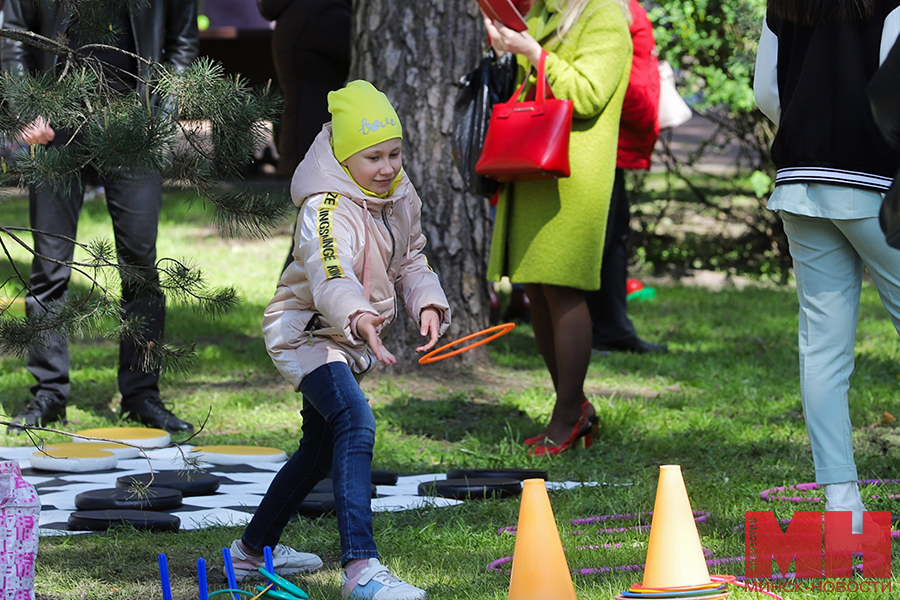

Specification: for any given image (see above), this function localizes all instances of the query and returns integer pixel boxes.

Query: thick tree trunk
[350,0,494,368]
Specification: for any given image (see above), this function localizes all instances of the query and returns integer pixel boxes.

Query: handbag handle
[497,50,553,118]
[533,50,555,112]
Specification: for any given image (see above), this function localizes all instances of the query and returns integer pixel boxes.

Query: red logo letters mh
[745,511,891,579]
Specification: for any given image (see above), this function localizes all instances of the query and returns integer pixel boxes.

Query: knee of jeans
[336,403,376,441]
[289,442,333,476]
[308,460,332,481]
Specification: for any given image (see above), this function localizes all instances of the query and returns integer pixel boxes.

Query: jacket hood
[291,123,411,209]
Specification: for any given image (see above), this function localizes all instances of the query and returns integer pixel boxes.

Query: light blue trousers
[780,211,900,484]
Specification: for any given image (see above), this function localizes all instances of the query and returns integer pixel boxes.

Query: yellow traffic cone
[508,479,577,600]
[641,465,712,589]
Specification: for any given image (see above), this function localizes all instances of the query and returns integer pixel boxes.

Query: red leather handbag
[475,51,573,181]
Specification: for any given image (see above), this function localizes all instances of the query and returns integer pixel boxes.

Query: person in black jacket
[754,0,900,533]
[2,0,199,434]
[867,38,900,245]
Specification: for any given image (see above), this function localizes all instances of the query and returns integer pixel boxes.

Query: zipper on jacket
[381,202,400,324]
[381,203,397,273]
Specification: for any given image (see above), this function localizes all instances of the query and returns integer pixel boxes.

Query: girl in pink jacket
[228,80,451,600]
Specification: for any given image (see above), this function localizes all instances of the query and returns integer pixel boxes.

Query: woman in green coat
[485,0,632,455]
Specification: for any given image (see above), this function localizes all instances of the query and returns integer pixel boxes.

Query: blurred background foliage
[631,1,790,282]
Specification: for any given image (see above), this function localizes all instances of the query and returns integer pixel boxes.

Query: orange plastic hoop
[418,323,516,365]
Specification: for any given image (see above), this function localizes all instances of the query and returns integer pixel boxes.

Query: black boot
[7,393,68,434]
[121,396,194,433]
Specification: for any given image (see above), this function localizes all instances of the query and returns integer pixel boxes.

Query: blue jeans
[242,362,378,565]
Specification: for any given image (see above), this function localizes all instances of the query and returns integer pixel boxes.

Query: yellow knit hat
[328,80,403,162]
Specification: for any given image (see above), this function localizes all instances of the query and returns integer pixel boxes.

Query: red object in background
[477,0,528,31]
[513,0,534,13]
[626,279,644,295]
[482,1,532,48]
[475,51,572,181]
[618,0,661,170]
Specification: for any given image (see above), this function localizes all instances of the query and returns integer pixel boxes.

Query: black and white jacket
[755,4,900,191]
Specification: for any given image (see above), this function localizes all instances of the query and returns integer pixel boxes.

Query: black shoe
[7,393,68,434]
[593,337,668,355]
[121,396,194,433]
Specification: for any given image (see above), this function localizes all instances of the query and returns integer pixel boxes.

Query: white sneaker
[229,540,323,582]
[824,482,866,534]
[341,558,426,600]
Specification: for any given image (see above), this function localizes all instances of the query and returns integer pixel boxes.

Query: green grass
[2,190,899,599]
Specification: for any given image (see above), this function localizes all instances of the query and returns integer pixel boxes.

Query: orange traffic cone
[508,479,577,600]
[641,465,712,589]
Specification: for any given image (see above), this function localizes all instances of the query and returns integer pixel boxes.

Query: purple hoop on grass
[496,510,711,536]
[759,479,900,503]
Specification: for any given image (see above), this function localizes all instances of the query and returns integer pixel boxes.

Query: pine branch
[13,144,89,192]
[0,234,30,299]
[128,335,199,377]
[0,22,286,364]
[116,310,199,377]
[0,69,98,135]
[84,101,177,176]
[1,407,212,499]
[158,59,282,180]
[155,257,240,316]
[0,290,119,356]
[1,227,119,303]
[0,27,70,59]
[57,0,153,44]
[203,186,294,239]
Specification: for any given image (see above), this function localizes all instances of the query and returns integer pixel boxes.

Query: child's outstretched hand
[416,307,442,353]
[357,313,397,365]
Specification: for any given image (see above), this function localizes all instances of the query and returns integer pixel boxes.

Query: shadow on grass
[374,394,537,445]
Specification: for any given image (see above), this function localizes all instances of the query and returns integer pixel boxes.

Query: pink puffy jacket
[263,124,451,389]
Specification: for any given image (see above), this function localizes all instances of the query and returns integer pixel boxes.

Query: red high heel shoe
[523,432,544,446]
[528,418,597,456]
[524,400,596,447]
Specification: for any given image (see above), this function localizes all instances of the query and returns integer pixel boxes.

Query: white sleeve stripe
[754,19,780,124]
[298,195,324,242]
[881,6,900,65]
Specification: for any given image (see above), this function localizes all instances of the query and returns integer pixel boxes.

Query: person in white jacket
[228,80,450,600]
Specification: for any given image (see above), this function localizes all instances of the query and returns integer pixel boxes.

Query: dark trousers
[272,0,350,271]
[25,166,165,405]
[586,168,637,346]
[271,0,350,177]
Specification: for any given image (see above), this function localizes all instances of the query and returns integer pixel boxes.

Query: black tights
[523,283,592,444]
